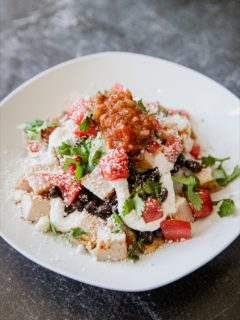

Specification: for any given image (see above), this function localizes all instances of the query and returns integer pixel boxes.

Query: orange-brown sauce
[93,89,159,152]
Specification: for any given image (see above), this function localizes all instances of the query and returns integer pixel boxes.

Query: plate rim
[0,51,240,292]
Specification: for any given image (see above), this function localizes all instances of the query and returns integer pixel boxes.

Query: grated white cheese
[158,113,191,134]
[48,120,78,153]
[35,215,50,232]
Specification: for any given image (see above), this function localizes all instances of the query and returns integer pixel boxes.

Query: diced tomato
[41,125,58,142]
[190,189,213,218]
[163,135,183,163]
[142,198,163,223]
[66,163,77,176]
[27,141,41,152]
[74,119,97,138]
[190,143,201,159]
[145,141,161,153]
[67,98,89,124]
[100,147,129,180]
[41,173,82,205]
[160,220,192,241]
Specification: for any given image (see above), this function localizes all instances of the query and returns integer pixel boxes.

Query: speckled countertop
[0,0,240,319]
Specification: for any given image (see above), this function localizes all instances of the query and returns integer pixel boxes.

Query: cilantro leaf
[112,211,125,226]
[122,198,135,216]
[133,194,145,218]
[201,155,230,167]
[216,165,240,186]
[143,180,162,201]
[58,135,105,175]
[50,222,59,236]
[67,227,90,240]
[18,119,58,141]
[187,185,203,211]
[172,175,197,186]
[88,135,105,171]
[122,193,145,217]
[128,238,144,262]
[212,167,227,180]
[212,199,236,217]
[137,99,148,113]
[63,158,85,179]
[172,175,202,210]
[112,211,125,233]
[79,111,92,132]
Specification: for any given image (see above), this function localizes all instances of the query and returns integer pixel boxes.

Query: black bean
[184,159,202,173]
[78,192,91,203]
[139,232,154,244]
[153,228,163,238]
[85,200,98,213]
[72,199,85,212]
[159,188,168,202]
[49,187,62,199]
[171,154,185,174]
[96,203,112,218]
[64,205,75,214]
[176,154,185,166]
[147,168,160,182]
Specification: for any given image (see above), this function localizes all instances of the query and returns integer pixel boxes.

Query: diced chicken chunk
[21,193,50,221]
[24,162,58,194]
[81,165,114,200]
[196,167,221,192]
[173,196,194,222]
[89,226,127,261]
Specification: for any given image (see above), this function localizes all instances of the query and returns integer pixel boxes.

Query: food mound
[15,83,240,262]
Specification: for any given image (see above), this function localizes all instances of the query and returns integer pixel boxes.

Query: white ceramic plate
[0,52,240,292]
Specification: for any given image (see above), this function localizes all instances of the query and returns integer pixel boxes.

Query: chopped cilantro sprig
[18,119,58,140]
[172,175,203,211]
[112,211,126,233]
[66,227,90,240]
[202,155,240,187]
[79,111,95,132]
[137,99,148,113]
[123,179,162,217]
[212,199,236,217]
[58,135,105,179]
[128,238,144,262]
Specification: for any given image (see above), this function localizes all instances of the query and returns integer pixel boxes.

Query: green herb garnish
[172,175,203,211]
[18,119,58,140]
[123,179,162,216]
[63,158,85,179]
[67,227,90,240]
[216,165,240,186]
[212,199,236,217]
[79,111,93,132]
[128,238,144,262]
[112,211,125,233]
[137,99,148,113]
[58,135,104,178]
[50,222,59,236]
[201,155,230,167]
[202,155,240,187]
